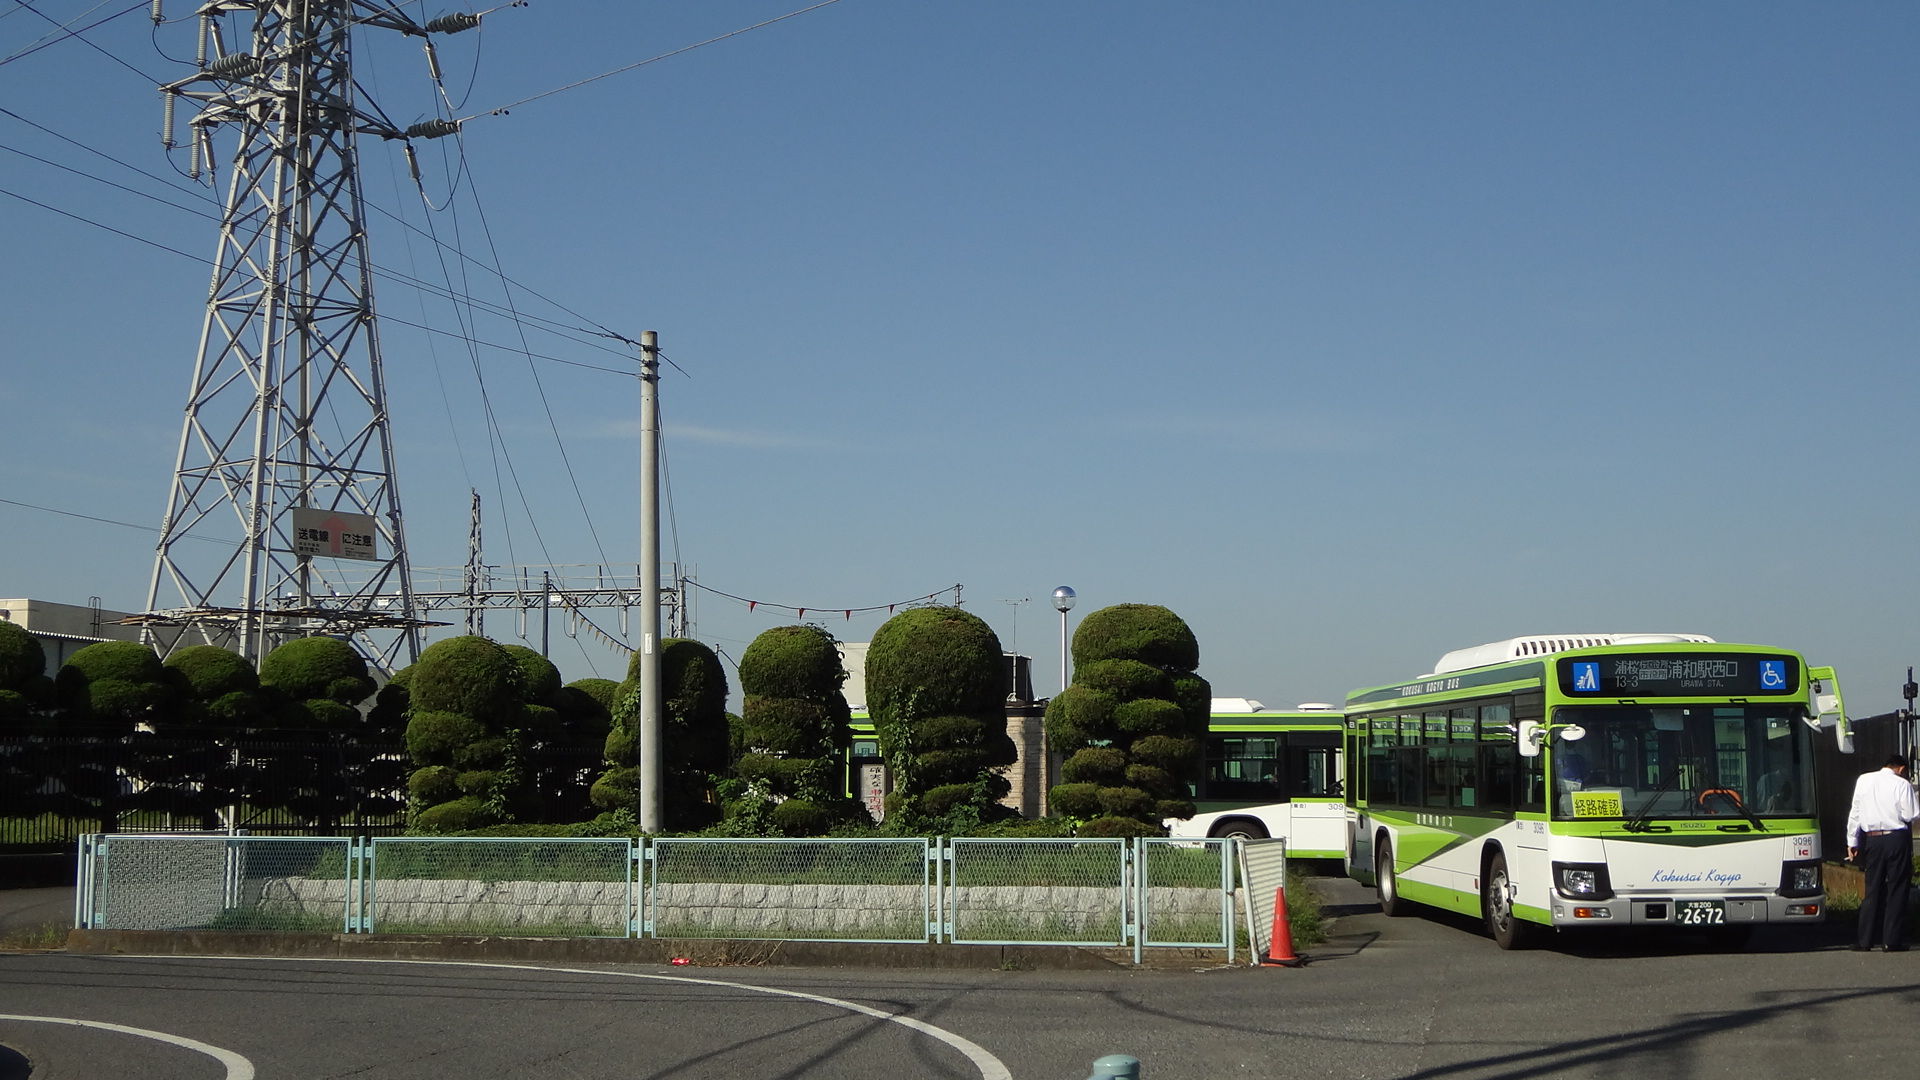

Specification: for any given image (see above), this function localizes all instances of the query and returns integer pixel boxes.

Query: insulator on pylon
[162,91,176,149]
[405,118,462,140]
[425,13,483,34]
[150,0,164,23]
[206,51,261,79]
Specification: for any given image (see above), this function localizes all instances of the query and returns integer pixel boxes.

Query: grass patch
[1285,870,1327,947]
[0,922,67,951]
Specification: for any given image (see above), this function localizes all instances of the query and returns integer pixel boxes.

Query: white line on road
[0,1013,256,1079]
[114,956,1015,1080]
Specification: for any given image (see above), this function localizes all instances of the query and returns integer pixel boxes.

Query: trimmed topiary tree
[252,637,384,827]
[865,606,1018,828]
[590,639,731,832]
[404,635,528,831]
[730,625,864,835]
[0,619,50,734]
[1046,603,1209,834]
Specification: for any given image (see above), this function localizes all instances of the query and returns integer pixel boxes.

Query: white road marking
[110,955,1014,1080]
[0,1013,255,1079]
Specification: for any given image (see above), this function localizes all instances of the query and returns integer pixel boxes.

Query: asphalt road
[3,876,1917,1079]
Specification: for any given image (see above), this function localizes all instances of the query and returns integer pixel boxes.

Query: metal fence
[75,834,1241,958]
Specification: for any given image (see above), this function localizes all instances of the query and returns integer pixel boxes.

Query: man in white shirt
[1844,754,1919,952]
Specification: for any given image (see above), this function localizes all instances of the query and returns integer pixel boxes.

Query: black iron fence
[0,736,604,853]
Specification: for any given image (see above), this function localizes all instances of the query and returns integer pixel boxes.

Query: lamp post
[1051,586,1076,694]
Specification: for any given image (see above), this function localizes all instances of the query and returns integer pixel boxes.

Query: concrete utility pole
[638,330,663,834]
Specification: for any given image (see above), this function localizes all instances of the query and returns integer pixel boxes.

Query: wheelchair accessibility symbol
[1759,661,1787,690]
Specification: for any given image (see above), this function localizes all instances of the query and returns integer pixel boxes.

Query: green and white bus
[1344,634,1844,948]
[1165,699,1347,858]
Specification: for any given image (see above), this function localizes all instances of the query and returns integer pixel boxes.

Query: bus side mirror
[1518,720,1543,758]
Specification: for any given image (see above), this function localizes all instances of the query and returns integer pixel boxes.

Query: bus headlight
[1553,862,1614,900]
[1778,859,1822,898]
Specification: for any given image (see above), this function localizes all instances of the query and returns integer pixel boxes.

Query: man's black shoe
[1885,945,1910,952]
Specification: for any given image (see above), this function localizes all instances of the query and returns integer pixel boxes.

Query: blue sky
[3,2,1916,714]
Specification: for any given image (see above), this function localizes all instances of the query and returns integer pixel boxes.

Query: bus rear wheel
[1483,851,1536,950]
[1376,840,1410,917]
[1210,819,1269,842]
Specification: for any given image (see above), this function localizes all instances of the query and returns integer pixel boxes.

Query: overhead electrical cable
[682,580,965,623]
[0,0,149,73]
[457,0,847,123]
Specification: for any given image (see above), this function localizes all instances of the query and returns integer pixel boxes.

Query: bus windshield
[1549,704,1815,822]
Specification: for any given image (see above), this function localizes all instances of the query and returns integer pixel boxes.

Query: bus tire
[1483,850,1537,950]
[1376,839,1411,917]
[1210,819,1269,842]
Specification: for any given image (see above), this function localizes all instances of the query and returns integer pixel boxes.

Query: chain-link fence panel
[366,838,634,937]
[648,838,932,942]
[79,834,353,932]
[1137,838,1235,951]
[947,838,1127,945]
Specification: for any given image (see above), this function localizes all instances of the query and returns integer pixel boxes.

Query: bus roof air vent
[1432,633,1717,674]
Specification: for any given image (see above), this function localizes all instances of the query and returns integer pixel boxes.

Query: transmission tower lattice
[141,2,479,667]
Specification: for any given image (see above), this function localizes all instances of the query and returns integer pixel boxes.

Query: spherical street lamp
[1050,586,1076,694]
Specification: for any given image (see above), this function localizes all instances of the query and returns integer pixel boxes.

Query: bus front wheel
[1483,851,1536,950]
[1376,840,1410,917]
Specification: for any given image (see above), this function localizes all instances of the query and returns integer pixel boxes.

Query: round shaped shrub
[657,638,730,719]
[770,798,831,836]
[414,796,499,832]
[62,640,164,684]
[738,698,836,750]
[917,782,978,819]
[1061,746,1129,785]
[568,677,619,712]
[1113,697,1184,736]
[1071,604,1199,671]
[1076,815,1161,838]
[0,621,46,688]
[259,636,375,704]
[866,607,1003,718]
[911,714,988,749]
[1129,734,1200,772]
[206,689,263,727]
[302,698,360,731]
[404,709,487,764]
[915,746,990,786]
[1124,763,1176,797]
[409,635,522,724]
[1096,785,1154,818]
[1047,782,1102,818]
[1043,686,1116,753]
[1155,798,1197,821]
[452,735,511,769]
[603,726,636,765]
[739,624,847,699]
[164,645,257,698]
[408,765,460,805]
[589,765,639,811]
[1075,659,1173,702]
[1170,674,1213,733]
[455,769,509,799]
[501,644,562,704]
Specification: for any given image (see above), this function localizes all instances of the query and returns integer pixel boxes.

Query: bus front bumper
[1548,893,1826,927]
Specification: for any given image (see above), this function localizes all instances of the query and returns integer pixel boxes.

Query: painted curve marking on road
[119,956,1014,1080]
[0,1013,256,1079]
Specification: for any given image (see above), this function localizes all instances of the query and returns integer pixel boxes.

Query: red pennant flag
[844,610,851,620]
[748,601,757,612]
[798,608,806,618]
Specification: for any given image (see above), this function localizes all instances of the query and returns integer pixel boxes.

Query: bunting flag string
[682,579,963,623]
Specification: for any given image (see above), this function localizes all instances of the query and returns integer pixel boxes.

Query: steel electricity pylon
[140,2,482,667]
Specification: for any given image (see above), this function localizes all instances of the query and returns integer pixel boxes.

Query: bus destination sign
[1560,654,1798,697]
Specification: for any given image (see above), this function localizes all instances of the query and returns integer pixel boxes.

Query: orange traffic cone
[1262,885,1305,966]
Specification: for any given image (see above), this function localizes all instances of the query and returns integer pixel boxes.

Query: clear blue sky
[3,2,1915,714]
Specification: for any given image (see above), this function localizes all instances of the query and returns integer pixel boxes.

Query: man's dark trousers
[1856,828,1914,950]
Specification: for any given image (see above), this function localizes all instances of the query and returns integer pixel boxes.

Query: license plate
[1676,900,1726,926]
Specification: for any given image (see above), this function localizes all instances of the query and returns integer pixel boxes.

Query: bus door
[1346,717,1372,876]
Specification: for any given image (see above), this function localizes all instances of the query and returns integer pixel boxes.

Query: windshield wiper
[1623,767,1683,833]
[1700,788,1768,832]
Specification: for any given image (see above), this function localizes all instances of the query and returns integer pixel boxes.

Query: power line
[0,1,149,74]
[461,0,847,122]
